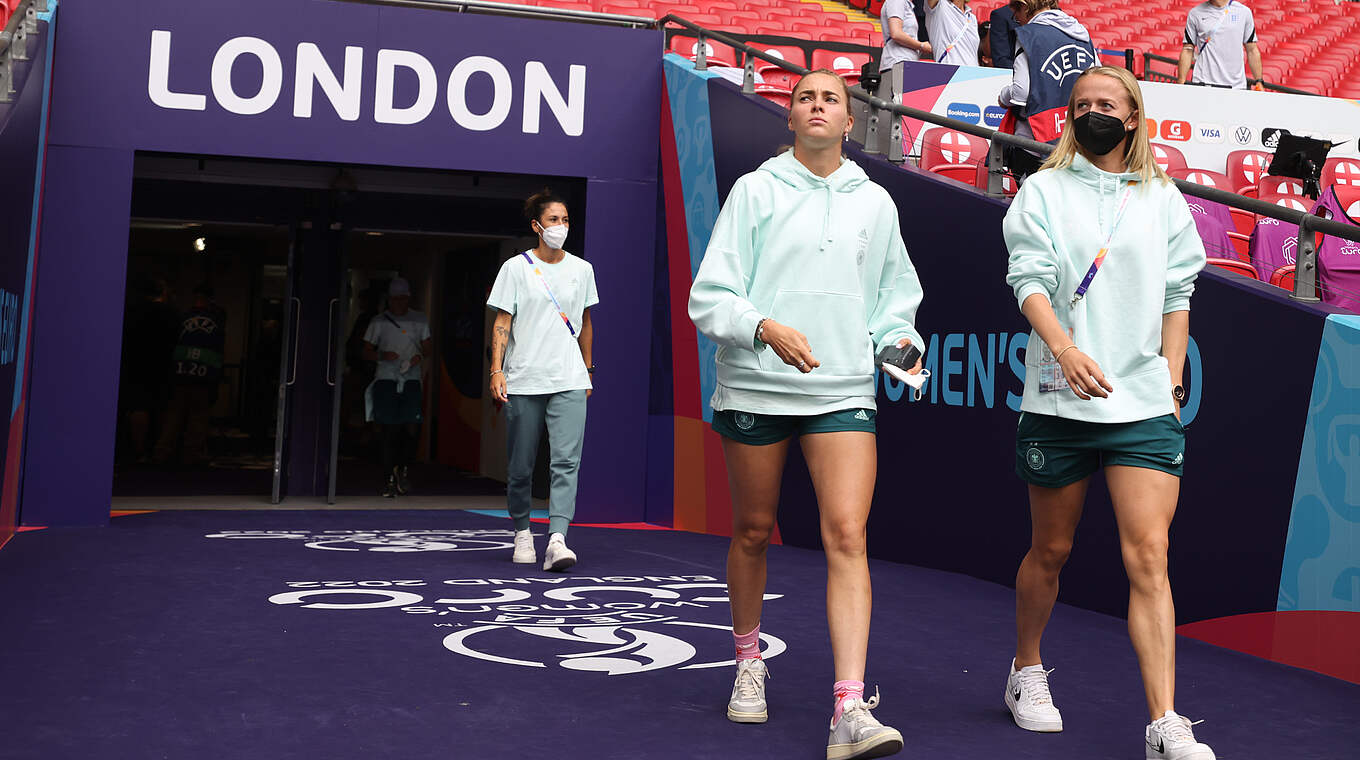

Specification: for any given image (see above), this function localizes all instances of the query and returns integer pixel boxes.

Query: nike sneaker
[826,689,903,760]
[1145,710,1215,760]
[1005,658,1063,732]
[726,657,768,724]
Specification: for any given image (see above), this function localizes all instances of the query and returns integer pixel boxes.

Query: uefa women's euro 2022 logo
[204,529,517,552]
[266,575,787,675]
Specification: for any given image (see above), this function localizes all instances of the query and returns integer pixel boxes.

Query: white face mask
[881,364,932,401]
[538,222,568,250]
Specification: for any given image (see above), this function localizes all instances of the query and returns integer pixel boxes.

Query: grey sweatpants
[505,390,587,537]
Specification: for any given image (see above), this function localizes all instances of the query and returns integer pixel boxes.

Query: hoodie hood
[1069,151,1142,188]
[757,149,869,193]
[1030,9,1091,43]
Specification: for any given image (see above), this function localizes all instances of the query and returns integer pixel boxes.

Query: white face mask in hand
[538,223,568,251]
[881,363,931,401]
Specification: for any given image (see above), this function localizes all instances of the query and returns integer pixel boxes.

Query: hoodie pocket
[759,290,872,376]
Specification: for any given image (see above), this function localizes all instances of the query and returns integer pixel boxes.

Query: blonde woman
[1002,67,1212,760]
[689,69,924,760]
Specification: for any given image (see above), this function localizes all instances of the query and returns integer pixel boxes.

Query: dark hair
[523,188,568,223]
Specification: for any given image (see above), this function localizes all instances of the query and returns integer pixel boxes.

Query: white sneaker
[542,533,577,572]
[511,529,535,564]
[726,658,768,723]
[826,689,903,760]
[1146,711,1216,760]
[1005,658,1063,732]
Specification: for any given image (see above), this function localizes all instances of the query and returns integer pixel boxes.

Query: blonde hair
[1038,66,1170,184]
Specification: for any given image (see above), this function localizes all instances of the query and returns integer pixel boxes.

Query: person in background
[989,2,1020,69]
[880,0,931,73]
[997,0,1097,181]
[119,276,179,464]
[979,20,994,67]
[924,0,980,66]
[1177,0,1263,90]
[362,278,432,498]
[1002,66,1213,760]
[487,189,598,573]
[152,283,226,466]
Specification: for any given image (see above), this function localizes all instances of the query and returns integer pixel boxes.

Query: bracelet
[1054,345,1078,362]
[490,369,504,376]
[587,365,595,374]
[755,317,771,344]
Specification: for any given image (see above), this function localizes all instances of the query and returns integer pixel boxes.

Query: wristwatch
[1172,385,1187,407]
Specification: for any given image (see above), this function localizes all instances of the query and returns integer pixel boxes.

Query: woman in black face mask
[999,67,1212,760]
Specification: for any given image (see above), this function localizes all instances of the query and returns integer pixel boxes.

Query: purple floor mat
[1,510,1356,759]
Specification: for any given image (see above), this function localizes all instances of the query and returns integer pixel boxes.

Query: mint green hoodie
[688,150,924,406]
[1004,153,1206,424]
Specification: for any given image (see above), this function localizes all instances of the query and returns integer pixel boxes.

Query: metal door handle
[287,297,301,386]
[325,298,338,387]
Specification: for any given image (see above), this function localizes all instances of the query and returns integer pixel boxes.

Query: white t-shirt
[487,250,599,395]
[925,0,980,67]
[1185,0,1256,89]
[880,0,922,71]
[363,309,431,389]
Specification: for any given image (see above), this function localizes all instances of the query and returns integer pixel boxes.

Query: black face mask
[1072,111,1130,156]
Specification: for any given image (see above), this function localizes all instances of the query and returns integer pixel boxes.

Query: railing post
[1292,214,1323,303]
[7,17,28,61]
[886,63,905,164]
[742,54,755,94]
[0,50,12,105]
[1124,48,1134,73]
[695,32,708,70]
[985,139,1007,198]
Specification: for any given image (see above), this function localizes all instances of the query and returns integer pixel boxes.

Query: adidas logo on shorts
[854,410,870,421]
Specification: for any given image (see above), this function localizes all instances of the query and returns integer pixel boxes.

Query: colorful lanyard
[1071,182,1137,306]
[521,252,577,337]
[1196,0,1234,56]
[938,9,975,64]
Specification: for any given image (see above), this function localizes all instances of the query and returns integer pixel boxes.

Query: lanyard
[1196,0,1234,56]
[521,252,577,337]
[1071,182,1137,306]
[938,10,974,64]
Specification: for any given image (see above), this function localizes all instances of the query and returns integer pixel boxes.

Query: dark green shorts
[712,408,876,446]
[1016,412,1185,488]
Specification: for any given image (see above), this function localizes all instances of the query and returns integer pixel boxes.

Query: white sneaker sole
[726,707,767,724]
[1146,745,1216,760]
[512,552,535,564]
[1005,688,1063,732]
[826,728,904,760]
[543,553,576,572]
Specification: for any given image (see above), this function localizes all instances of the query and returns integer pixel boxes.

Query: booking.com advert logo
[947,102,982,124]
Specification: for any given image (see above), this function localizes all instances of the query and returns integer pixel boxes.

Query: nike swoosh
[1013,689,1022,701]
[1147,739,1164,754]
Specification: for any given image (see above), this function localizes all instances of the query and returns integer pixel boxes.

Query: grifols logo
[269,575,788,675]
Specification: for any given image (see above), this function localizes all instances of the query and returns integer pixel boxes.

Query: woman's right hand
[382,351,399,361]
[490,372,509,403]
[1057,348,1114,400]
[761,320,820,374]
[920,41,932,56]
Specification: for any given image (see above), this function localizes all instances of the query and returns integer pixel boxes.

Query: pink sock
[733,625,761,661]
[832,680,864,725]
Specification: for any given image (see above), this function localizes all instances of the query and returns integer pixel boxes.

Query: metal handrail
[1,0,50,104]
[1143,51,1319,97]
[337,0,653,27]
[661,14,1360,303]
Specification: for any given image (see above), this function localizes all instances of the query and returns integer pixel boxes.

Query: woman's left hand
[896,337,924,374]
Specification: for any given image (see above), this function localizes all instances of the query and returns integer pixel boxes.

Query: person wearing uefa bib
[688,69,925,760]
[487,190,597,573]
[1002,67,1211,760]
[362,278,433,498]
[924,0,979,67]
[997,0,1097,181]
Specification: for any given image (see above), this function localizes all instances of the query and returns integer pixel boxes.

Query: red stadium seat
[1227,231,1251,260]
[1323,158,1360,189]
[1226,150,1273,194]
[1270,264,1296,290]
[752,45,807,89]
[1169,168,1233,190]
[811,49,875,75]
[754,83,792,109]
[1258,175,1307,196]
[921,128,989,170]
[1150,143,1187,173]
[669,35,738,68]
[1229,207,1257,236]
[1207,257,1261,279]
[1259,191,1312,212]
[1335,184,1360,217]
[975,162,1018,196]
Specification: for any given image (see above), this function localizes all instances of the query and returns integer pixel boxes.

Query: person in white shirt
[924,0,980,67]
[487,189,599,572]
[1177,0,1262,90]
[880,0,931,72]
[362,278,433,498]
